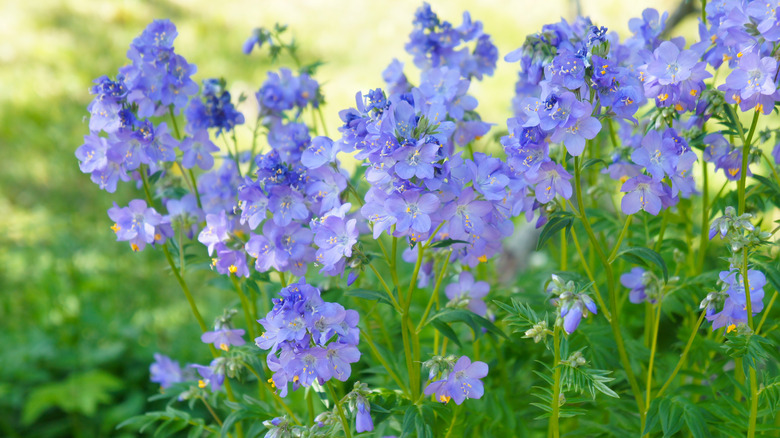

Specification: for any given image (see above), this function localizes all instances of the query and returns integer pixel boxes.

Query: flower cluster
[424,355,488,405]
[405,2,498,80]
[255,279,361,397]
[336,4,519,266]
[77,19,201,193]
[185,78,245,137]
[703,269,766,331]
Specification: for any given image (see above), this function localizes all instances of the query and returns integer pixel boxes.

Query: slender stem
[570,227,611,322]
[188,169,202,209]
[231,276,257,340]
[198,396,224,427]
[360,328,409,394]
[241,361,300,424]
[756,291,777,335]
[163,245,209,333]
[653,211,669,253]
[366,263,402,312]
[760,150,780,187]
[444,405,461,438]
[279,271,287,288]
[656,310,705,398]
[316,107,330,137]
[416,252,451,333]
[608,214,633,263]
[574,155,646,419]
[549,324,562,438]
[698,160,709,270]
[326,381,352,438]
[644,301,662,422]
[737,109,760,215]
[307,390,316,426]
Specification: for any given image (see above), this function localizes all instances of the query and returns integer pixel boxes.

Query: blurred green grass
[0,0,685,435]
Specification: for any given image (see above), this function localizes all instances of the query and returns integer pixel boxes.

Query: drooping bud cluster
[546,274,597,334]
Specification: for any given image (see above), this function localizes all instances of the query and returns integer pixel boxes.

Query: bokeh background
[0,0,693,436]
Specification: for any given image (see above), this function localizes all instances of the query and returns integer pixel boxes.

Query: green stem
[403,244,426,401]
[307,390,316,426]
[198,395,224,427]
[698,160,709,270]
[241,361,300,424]
[231,276,257,340]
[741,246,758,438]
[279,271,287,288]
[608,214,633,263]
[656,310,705,398]
[573,155,646,419]
[549,324,562,438]
[326,381,352,438]
[444,405,461,438]
[644,301,663,430]
[570,227,611,322]
[653,211,669,253]
[761,150,780,187]
[163,245,209,333]
[756,291,777,335]
[360,328,409,394]
[366,263,402,312]
[416,252,451,333]
[736,109,760,215]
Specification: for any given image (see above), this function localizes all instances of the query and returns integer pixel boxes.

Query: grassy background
[0,1,685,436]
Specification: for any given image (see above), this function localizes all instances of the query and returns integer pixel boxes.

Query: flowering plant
[76,3,780,437]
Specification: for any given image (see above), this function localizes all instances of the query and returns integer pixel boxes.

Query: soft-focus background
[0,0,691,436]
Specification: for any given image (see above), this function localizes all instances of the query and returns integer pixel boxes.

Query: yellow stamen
[439,395,451,403]
[478,255,488,263]
[726,324,737,333]
[111,223,120,233]
[131,243,139,252]
[219,342,229,351]
[267,378,275,388]
[198,379,207,388]
[229,264,238,274]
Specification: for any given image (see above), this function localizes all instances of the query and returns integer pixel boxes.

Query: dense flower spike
[255,279,361,397]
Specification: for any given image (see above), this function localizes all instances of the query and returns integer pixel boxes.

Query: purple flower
[445,271,489,316]
[560,295,597,334]
[108,199,172,251]
[394,141,440,180]
[179,129,219,170]
[527,162,573,204]
[424,356,488,405]
[325,343,361,382]
[314,214,358,270]
[301,136,337,169]
[355,396,373,432]
[386,190,440,235]
[166,194,204,239]
[548,109,601,156]
[646,41,700,85]
[620,175,665,215]
[441,188,492,239]
[150,353,184,389]
[620,267,649,303]
[268,186,309,226]
[198,210,230,256]
[202,328,246,351]
[191,359,225,392]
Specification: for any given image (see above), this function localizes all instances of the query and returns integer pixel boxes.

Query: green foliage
[23,370,122,425]
[617,246,669,283]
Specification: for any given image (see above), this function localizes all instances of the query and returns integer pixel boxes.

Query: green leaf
[659,397,685,437]
[537,213,574,250]
[23,370,122,425]
[618,246,669,283]
[428,308,506,339]
[582,158,607,170]
[345,288,393,307]
[430,238,469,248]
[431,320,462,348]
